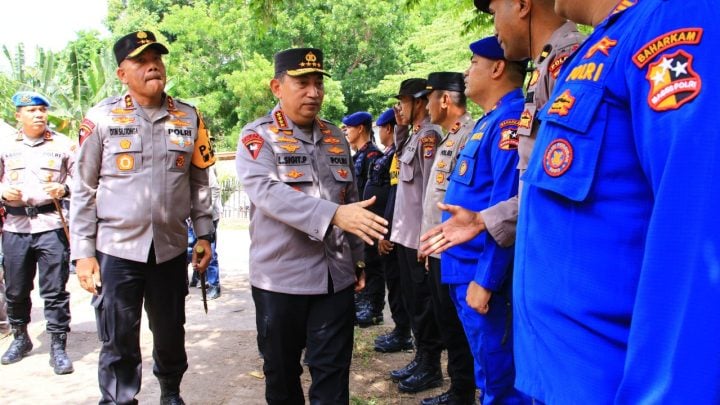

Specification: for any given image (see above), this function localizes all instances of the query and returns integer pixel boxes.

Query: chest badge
[286,169,304,179]
[112,116,135,125]
[120,139,132,149]
[543,139,573,177]
[280,144,301,153]
[436,172,445,184]
[116,154,135,171]
[337,168,349,179]
[458,160,468,176]
[328,146,344,155]
[646,50,701,112]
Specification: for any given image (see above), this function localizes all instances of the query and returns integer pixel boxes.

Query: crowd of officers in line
[2,0,719,404]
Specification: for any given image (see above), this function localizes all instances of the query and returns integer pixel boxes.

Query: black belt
[3,203,56,218]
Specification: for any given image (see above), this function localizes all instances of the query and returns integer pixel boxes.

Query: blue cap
[12,91,51,108]
[469,36,505,60]
[376,108,396,127]
[342,111,373,127]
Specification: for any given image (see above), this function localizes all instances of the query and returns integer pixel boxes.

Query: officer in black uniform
[342,111,384,327]
[373,109,414,352]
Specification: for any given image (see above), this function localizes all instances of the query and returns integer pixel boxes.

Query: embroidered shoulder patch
[549,53,570,79]
[420,135,436,159]
[543,139,573,177]
[633,28,703,68]
[646,50,701,111]
[242,133,264,160]
[79,118,96,146]
[547,90,576,116]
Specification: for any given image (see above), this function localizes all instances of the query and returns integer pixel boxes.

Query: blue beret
[342,111,373,127]
[12,91,51,108]
[469,36,505,60]
[376,108,396,127]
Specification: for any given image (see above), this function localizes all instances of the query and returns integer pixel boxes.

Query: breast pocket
[39,155,63,183]
[523,85,606,202]
[166,131,194,173]
[277,164,314,183]
[398,145,416,183]
[106,136,143,174]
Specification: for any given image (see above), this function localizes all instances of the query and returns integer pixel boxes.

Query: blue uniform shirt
[441,88,523,288]
[516,1,720,403]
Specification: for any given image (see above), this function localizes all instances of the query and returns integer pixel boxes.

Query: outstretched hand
[332,196,388,245]
[419,203,485,257]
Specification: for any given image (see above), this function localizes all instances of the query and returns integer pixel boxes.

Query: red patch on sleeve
[242,133,264,160]
[420,135,436,159]
[78,118,96,146]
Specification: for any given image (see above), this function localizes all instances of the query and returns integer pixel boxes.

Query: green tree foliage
[1,0,496,148]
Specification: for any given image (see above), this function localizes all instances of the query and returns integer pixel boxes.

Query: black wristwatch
[63,184,70,198]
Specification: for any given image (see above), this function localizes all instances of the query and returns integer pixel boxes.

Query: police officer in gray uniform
[417,72,476,405]
[0,91,75,374]
[235,47,388,404]
[420,0,584,254]
[70,31,215,405]
[389,78,444,393]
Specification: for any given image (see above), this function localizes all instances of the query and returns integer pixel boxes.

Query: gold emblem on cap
[137,31,148,39]
[300,51,320,68]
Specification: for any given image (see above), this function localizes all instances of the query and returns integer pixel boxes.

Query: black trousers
[95,249,188,405]
[2,229,70,332]
[253,284,354,405]
[359,245,385,310]
[396,244,443,358]
[382,248,410,331]
[428,257,475,392]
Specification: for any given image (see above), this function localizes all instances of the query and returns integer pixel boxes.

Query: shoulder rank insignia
[543,139,573,177]
[548,90,576,116]
[646,50,701,111]
[280,144,301,153]
[243,133,264,160]
[449,122,461,134]
[124,94,135,109]
[274,110,290,130]
[584,37,617,59]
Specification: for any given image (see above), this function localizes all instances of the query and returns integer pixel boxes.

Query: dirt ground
[0,227,461,405]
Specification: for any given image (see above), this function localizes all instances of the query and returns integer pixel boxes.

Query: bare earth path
[0,225,459,404]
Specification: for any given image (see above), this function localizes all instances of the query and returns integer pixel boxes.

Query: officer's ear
[518,0,531,18]
[270,77,283,99]
[491,59,507,80]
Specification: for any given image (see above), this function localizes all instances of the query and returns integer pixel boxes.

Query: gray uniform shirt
[0,129,75,234]
[420,113,474,258]
[236,106,363,295]
[70,93,214,263]
[390,116,441,250]
[481,22,585,247]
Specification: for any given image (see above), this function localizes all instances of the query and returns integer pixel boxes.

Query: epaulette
[244,115,274,132]
[96,95,122,108]
[173,98,197,108]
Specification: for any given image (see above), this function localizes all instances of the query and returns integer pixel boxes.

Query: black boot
[159,376,186,405]
[398,352,443,393]
[49,332,74,374]
[1,325,33,365]
[390,351,423,382]
[374,327,413,353]
[421,388,477,405]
